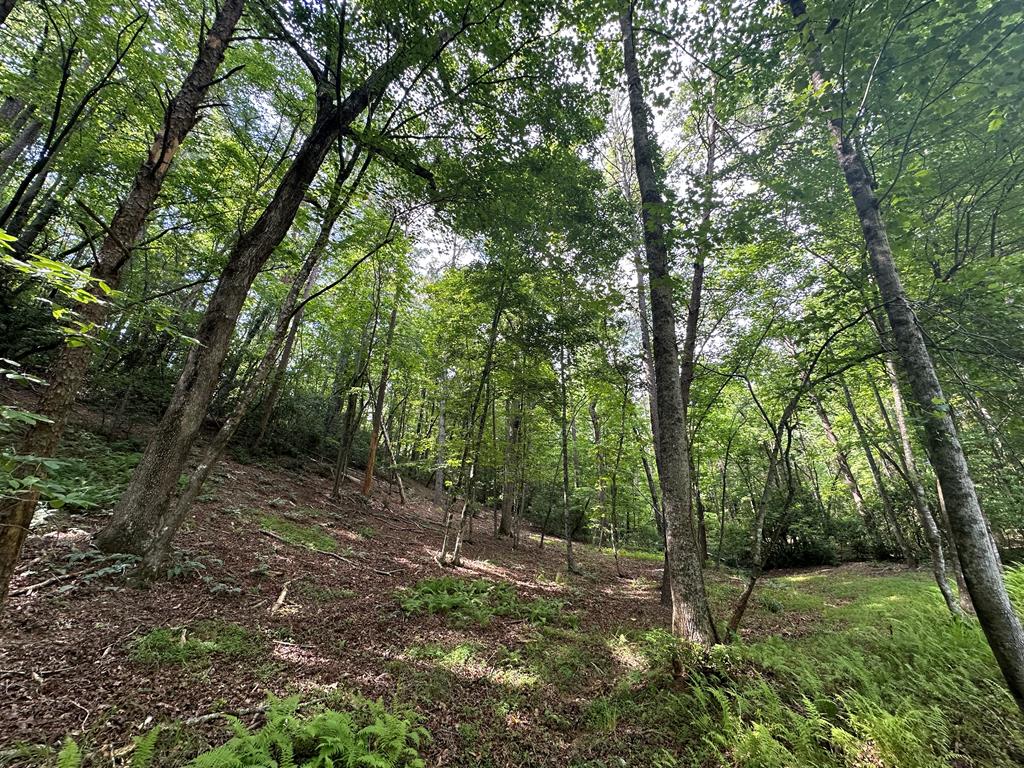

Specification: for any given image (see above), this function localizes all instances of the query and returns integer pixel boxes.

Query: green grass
[132,620,264,666]
[260,513,338,552]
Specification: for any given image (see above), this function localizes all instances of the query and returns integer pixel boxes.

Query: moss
[259,513,338,552]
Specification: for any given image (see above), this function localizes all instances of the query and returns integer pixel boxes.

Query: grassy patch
[397,576,575,628]
[132,620,263,666]
[260,513,338,552]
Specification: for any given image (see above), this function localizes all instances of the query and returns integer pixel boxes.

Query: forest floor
[2,428,1023,767]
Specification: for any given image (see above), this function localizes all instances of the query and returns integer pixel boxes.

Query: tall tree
[619,2,715,644]
[786,0,1024,708]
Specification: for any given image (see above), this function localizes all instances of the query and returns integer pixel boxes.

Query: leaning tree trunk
[0,0,246,607]
[809,392,883,552]
[620,5,714,644]
[786,0,1024,709]
[171,172,365,519]
[95,34,451,573]
[839,377,916,565]
[880,359,961,616]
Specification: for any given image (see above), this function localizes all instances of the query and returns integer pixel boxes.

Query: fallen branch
[270,579,293,614]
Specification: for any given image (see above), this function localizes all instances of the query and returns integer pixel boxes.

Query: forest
[0,0,1023,765]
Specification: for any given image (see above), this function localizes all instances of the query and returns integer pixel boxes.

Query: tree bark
[786,0,1024,708]
[620,5,714,644]
[498,401,520,536]
[434,394,446,508]
[0,0,246,606]
[559,345,578,573]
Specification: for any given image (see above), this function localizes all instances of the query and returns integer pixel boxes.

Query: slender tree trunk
[621,5,714,644]
[362,299,399,495]
[499,402,520,536]
[809,392,883,552]
[439,277,507,566]
[434,395,446,508]
[936,476,973,614]
[0,0,246,606]
[786,0,1024,707]
[839,377,915,564]
[254,279,313,448]
[880,360,960,615]
[559,345,579,573]
[0,118,40,177]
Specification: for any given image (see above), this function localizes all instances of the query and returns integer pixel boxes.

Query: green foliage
[192,696,428,768]
[55,739,82,768]
[1,429,140,511]
[396,577,573,628]
[50,698,426,768]
[596,569,1024,768]
[132,621,263,666]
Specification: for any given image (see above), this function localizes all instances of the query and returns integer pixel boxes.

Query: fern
[130,726,161,768]
[56,738,82,768]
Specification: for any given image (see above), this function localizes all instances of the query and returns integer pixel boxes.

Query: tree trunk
[171,174,360,518]
[0,0,246,606]
[936,476,974,614]
[438,277,506,566]
[881,360,961,616]
[839,377,915,565]
[809,392,883,552]
[362,299,399,495]
[620,5,714,644]
[499,402,520,536]
[434,395,446,508]
[559,345,578,573]
[786,0,1024,708]
[94,33,449,571]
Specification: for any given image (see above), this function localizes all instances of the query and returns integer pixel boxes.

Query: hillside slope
[2,447,1023,767]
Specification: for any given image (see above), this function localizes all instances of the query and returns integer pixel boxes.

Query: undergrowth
[132,620,263,666]
[591,567,1024,767]
[50,696,428,768]
[397,576,574,627]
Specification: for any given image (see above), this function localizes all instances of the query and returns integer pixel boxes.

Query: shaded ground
[4,434,1017,767]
